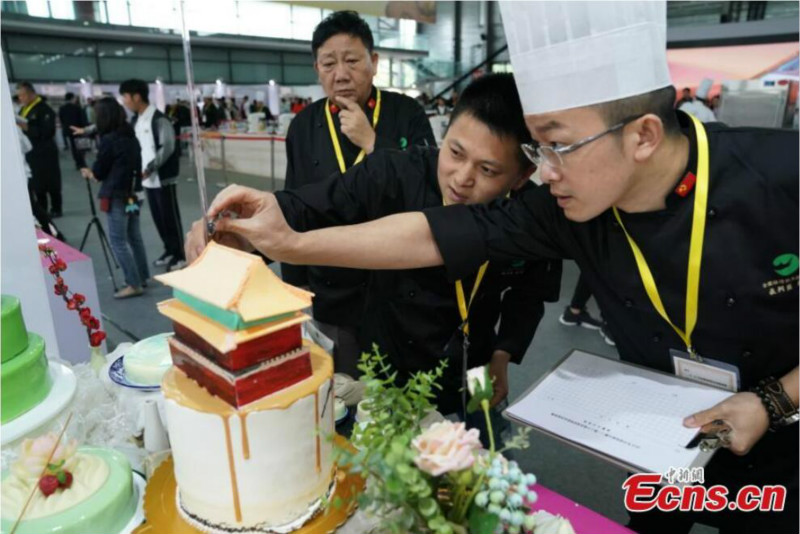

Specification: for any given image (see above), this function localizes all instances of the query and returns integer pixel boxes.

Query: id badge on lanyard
[670,349,740,392]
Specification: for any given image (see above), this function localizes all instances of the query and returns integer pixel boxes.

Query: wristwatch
[751,377,799,431]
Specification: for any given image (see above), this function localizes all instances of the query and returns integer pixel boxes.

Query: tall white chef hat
[696,78,713,100]
[499,1,672,115]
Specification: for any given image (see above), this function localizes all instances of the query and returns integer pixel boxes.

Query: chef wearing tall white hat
[194,5,798,532]
[679,78,717,122]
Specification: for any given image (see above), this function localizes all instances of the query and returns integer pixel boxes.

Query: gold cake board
[133,435,364,534]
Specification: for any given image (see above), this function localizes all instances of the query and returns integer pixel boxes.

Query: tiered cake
[156,243,336,533]
[1,296,53,423]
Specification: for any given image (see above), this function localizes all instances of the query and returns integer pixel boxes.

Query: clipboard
[503,349,734,478]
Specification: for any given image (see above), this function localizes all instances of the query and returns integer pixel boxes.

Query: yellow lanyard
[456,262,489,336]
[20,96,41,119]
[325,89,382,174]
[612,114,710,358]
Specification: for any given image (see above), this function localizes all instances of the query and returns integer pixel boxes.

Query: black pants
[66,135,87,169]
[145,184,184,260]
[31,164,62,214]
[569,272,593,310]
[27,182,65,241]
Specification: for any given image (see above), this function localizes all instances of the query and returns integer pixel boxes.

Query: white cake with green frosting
[0,434,136,534]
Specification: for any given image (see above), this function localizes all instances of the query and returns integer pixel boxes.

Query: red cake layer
[168,337,312,408]
[172,321,302,371]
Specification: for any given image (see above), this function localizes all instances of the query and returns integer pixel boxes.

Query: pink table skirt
[531,484,635,534]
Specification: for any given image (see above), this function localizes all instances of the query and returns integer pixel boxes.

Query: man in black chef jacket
[17,82,63,218]
[194,2,798,533]
[187,74,560,446]
[282,10,435,377]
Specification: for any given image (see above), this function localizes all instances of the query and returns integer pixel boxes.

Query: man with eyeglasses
[281,10,435,378]
[188,4,797,533]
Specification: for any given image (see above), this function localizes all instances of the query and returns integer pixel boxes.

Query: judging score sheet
[504,350,734,476]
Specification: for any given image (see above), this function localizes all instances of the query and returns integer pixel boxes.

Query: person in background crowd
[676,87,693,107]
[202,95,221,129]
[16,125,67,241]
[710,94,721,115]
[79,97,149,299]
[447,88,460,108]
[85,97,96,125]
[679,78,716,122]
[240,95,250,118]
[17,81,63,218]
[416,92,431,109]
[59,92,88,169]
[280,10,436,377]
[228,97,240,121]
[433,96,449,115]
[249,95,274,121]
[119,79,185,272]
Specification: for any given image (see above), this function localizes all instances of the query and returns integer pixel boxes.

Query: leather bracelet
[751,377,798,431]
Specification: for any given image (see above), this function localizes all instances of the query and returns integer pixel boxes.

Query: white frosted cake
[123,333,172,386]
[162,344,335,533]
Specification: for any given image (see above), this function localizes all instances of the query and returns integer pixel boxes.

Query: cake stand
[133,435,365,534]
[1,362,77,445]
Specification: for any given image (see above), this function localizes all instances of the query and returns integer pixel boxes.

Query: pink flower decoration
[411,421,482,476]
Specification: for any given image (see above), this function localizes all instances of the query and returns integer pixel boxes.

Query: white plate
[1,362,77,445]
[119,472,146,534]
[108,356,161,391]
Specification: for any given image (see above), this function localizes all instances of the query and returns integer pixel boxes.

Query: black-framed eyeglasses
[521,115,644,168]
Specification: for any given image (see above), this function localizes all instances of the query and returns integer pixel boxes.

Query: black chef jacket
[22,99,61,183]
[283,86,436,327]
[423,111,798,528]
[276,147,561,414]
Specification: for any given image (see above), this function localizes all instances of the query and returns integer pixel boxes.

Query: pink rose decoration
[412,421,481,476]
[11,433,78,481]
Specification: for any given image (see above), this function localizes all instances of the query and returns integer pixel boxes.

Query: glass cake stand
[132,435,364,534]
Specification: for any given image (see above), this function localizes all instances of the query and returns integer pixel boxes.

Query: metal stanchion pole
[221,134,228,187]
[270,136,276,192]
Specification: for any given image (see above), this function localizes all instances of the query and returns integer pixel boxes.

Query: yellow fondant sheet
[157,299,310,353]
[155,242,313,322]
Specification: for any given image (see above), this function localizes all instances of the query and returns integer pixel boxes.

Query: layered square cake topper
[156,243,315,407]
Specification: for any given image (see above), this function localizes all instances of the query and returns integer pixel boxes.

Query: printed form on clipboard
[504,350,734,477]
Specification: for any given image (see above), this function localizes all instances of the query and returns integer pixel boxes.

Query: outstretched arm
[208,186,444,270]
[292,212,444,269]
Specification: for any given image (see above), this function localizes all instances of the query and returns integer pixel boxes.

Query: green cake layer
[174,289,294,330]
[1,296,28,363]
[1,447,137,534]
[0,333,52,423]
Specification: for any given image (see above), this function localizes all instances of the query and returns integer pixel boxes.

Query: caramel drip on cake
[314,390,321,474]
[239,413,250,460]
[222,415,243,523]
[162,343,333,415]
